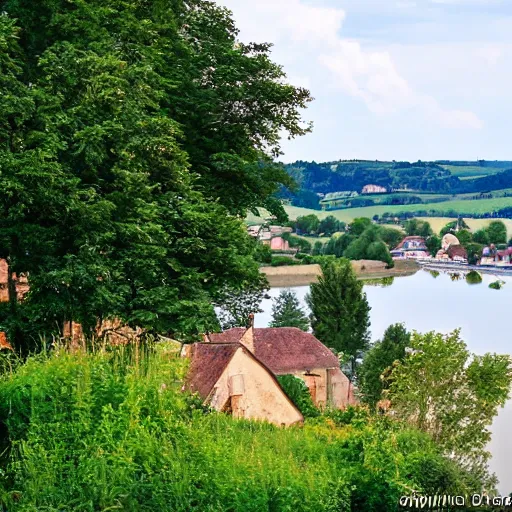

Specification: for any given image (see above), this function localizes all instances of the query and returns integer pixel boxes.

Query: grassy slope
[439,165,505,178]
[249,198,512,225]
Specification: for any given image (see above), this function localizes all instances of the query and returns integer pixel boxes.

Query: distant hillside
[280,160,512,209]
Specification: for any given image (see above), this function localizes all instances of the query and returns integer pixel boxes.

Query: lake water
[254,269,512,494]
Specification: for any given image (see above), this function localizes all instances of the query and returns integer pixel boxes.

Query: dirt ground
[261,259,419,288]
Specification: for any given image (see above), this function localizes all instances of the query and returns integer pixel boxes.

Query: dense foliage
[0,1,312,351]
[276,374,319,418]
[307,259,371,378]
[269,289,310,331]
[358,324,410,409]
[386,330,512,490]
[0,345,489,511]
[317,219,395,265]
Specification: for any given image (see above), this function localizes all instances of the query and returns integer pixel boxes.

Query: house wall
[209,348,303,426]
[289,367,357,409]
[270,237,290,251]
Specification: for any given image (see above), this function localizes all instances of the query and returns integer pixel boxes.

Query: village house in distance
[390,236,430,260]
[184,317,356,426]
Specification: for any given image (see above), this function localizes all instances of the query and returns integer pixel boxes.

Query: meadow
[439,165,505,179]
[0,343,472,511]
[248,198,512,225]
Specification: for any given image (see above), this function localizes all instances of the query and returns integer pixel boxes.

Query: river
[254,269,512,494]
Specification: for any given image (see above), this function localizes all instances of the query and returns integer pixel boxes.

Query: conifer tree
[270,289,309,331]
[306,259,371,377]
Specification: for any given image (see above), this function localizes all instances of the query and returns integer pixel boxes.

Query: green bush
[277,375,319,418]
[0,345,487,511]
[270,256,302,267]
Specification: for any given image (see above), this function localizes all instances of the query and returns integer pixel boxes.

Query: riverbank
[261,259,419,287]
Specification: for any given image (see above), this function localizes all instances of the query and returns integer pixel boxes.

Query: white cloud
[475,44,503,66]
[221,0,482,130]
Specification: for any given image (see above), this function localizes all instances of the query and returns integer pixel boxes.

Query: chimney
[240,313,255,353]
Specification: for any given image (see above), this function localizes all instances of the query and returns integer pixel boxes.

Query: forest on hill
[281,160,512,209]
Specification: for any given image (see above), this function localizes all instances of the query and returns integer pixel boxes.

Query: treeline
[280,160,512,210]
[375,208,512,221]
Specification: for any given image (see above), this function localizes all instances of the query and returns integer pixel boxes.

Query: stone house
[361,184,387,194]
[204,323,356,410]
[184,341,303,426]
[391,236,430,260]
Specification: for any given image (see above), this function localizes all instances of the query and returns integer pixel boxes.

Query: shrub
[277,375,319,418]
[270,256,302,267]
[0,345,489,510]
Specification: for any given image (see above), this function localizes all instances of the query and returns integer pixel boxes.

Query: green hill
[281,160,512,212]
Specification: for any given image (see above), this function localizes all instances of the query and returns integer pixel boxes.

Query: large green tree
[319,215,343,236]
[386,330,512,489]
[270,289,309,331]
[404,219,432,238]
[0,1,312,350]
[306,259,371,377]
[486,221,507,245]
[344,226,394,267]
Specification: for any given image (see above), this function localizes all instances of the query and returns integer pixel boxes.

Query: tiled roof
[208,327,339,374]
[395,236,427,250]
[186,343,240,399]
[447,245,468,259]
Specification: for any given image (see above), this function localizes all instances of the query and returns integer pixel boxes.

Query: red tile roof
[447,245,468,259]
[498,248,512,257]
[186,343,240,399]
[395,236,428,250]
[208,327,339,374]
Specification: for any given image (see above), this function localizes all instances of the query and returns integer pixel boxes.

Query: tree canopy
[0,1,312,350]
[386,330,512,489]
[270,289,309,331]
[358,323,410,409]
[306,259,371,377]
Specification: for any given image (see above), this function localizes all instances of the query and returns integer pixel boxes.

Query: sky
[219,0,512,163]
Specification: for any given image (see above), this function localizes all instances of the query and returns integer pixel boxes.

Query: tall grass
[0,342,478,511]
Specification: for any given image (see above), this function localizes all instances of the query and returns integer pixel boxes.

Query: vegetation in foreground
[0,343,497,512]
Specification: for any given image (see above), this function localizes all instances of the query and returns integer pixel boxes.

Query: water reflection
[254,269,512,494]
[362,276,394,287]
[466,271,483,285]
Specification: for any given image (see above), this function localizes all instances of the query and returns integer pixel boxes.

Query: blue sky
[219,0,512,162]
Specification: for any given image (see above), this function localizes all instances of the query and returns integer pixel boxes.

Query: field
[417,217,512,238]
[248,197,512,225]
[440,165,505,179]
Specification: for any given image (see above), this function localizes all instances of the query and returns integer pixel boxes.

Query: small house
[184,341,303,426]
[205,323,356,410]
[391,236,430,260]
